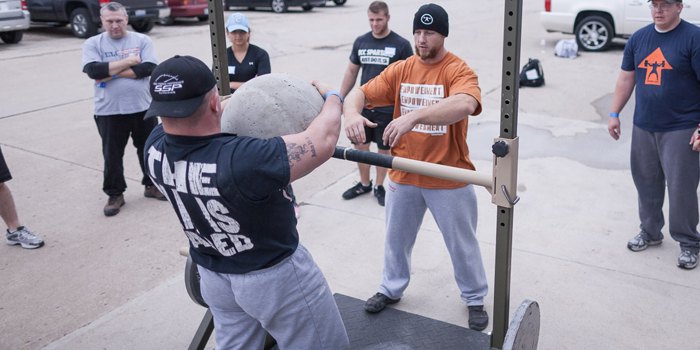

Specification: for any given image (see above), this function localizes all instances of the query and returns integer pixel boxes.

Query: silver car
[0,0,29,44]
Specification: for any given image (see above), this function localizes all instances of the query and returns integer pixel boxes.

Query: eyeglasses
[649,3,675,11]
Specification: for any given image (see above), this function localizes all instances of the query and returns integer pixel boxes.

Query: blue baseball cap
[226,13,249,32]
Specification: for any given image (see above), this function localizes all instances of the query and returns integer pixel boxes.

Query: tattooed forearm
[305,137,317,158]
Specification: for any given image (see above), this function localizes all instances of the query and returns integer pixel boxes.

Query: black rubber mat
[271,293,490,350]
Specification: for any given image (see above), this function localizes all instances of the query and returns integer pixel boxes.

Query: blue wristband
[113,75,118,80]
[324,91,343,102]
[609,113,619,118]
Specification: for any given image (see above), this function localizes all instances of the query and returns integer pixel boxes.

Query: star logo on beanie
[421,14,433,25]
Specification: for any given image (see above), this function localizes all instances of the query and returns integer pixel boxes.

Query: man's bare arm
[108,54,141,76]
[343,88,376,144]
[281,81,342,183]
[382,93,479,147]
[608,70,636,140]
[339,61,361,98]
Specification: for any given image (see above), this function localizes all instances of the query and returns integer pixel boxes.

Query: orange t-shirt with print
[359,51,482,189]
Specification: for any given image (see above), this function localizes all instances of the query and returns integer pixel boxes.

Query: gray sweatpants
[197,244,349,350]
[631,125,700,253]
[379,180,489,306]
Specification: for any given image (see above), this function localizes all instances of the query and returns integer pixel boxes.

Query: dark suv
[25,0,170,38]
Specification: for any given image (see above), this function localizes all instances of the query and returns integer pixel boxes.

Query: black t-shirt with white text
[350,31,413,114]
[144,125,296,274]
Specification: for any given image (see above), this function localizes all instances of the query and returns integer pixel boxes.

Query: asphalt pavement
[0,0,698,349]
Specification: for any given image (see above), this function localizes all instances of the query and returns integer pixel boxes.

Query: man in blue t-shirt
[339,1,412,206]
[143,55,348,349]
[609,0,700,269]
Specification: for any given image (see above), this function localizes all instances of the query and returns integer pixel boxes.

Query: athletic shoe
[678,250,698,270]
[144,185,167,201]
[364,292,400,313]
[342,181,373,200]
[6,226,44,249]
[104,195,125,217]
[374,185,385,206]
[468,305,489,331]
[627,233,662,252]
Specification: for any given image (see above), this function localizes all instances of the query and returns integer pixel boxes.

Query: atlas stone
[220,73,324,138]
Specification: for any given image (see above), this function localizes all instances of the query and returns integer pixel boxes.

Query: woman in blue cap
[225,12,271,92]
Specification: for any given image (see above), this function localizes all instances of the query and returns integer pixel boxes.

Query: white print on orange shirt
[400,83,446,136]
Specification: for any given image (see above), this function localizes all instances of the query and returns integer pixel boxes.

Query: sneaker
[104,195,125,217]
[144,185,167,201]
[678,250,698,270]
[468,305,489,331]
[342,181,372,200]
[374,185,385,206]
[364,292,400,313]
[6,226,44,249]
[627,233,662,252]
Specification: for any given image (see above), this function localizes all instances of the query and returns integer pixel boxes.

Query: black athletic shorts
[0,146,12,183]
[352,108,393,151]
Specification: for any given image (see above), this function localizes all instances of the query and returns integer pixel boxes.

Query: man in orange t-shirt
[344,3,489,332]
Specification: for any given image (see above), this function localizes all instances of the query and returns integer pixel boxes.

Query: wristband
[113,75,118,80]
[609,113,619,118]
[324,91,343,102]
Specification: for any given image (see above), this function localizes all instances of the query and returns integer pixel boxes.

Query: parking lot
[1,0,698,349]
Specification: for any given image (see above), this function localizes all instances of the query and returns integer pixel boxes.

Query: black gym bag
[519,58,545,87]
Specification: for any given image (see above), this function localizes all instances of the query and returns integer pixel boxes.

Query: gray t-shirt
[82,31,158,116]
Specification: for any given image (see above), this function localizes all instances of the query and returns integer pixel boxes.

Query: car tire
[575,15,614,52]
[333,0,347,5]
[302,5,313,11]
[131,20,155,33]
[197,15,208,21]
[70,7,98,38]
[0,30,23,44]
[159,16,175,26]
[271,0,287,13]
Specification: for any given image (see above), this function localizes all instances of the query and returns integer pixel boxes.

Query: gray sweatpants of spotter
[631,125,700,253]
[378,180,489,306]
[197,244,349,350]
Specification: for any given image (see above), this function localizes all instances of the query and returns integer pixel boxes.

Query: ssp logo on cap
[152,74,184,94]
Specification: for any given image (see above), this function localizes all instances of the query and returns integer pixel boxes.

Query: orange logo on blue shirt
[638,48,672,85]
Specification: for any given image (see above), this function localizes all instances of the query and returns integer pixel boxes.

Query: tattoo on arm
[286,138,317,169]
[305,137,317,158]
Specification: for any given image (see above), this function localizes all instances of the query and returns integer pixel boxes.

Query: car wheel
[159,16,175,26]
[70,7,98,38]
[271,0,287,13]
[333,0,346,5]
[131,20,155,33]
[0,30,23,44]
[302,5,313,11]
[575,15,614,52]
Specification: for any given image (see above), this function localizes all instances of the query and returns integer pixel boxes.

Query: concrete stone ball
[220,73,324,139]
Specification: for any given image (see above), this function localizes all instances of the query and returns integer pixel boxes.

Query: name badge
[228,66,236,75]
[385,47,396,57]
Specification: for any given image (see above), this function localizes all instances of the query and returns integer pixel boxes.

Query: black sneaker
[364,292,400,313]
[374,185,385,206]
[468,305,489,331]
[342,181,372,200]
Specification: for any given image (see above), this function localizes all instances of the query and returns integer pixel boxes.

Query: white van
[540,0,700,51]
